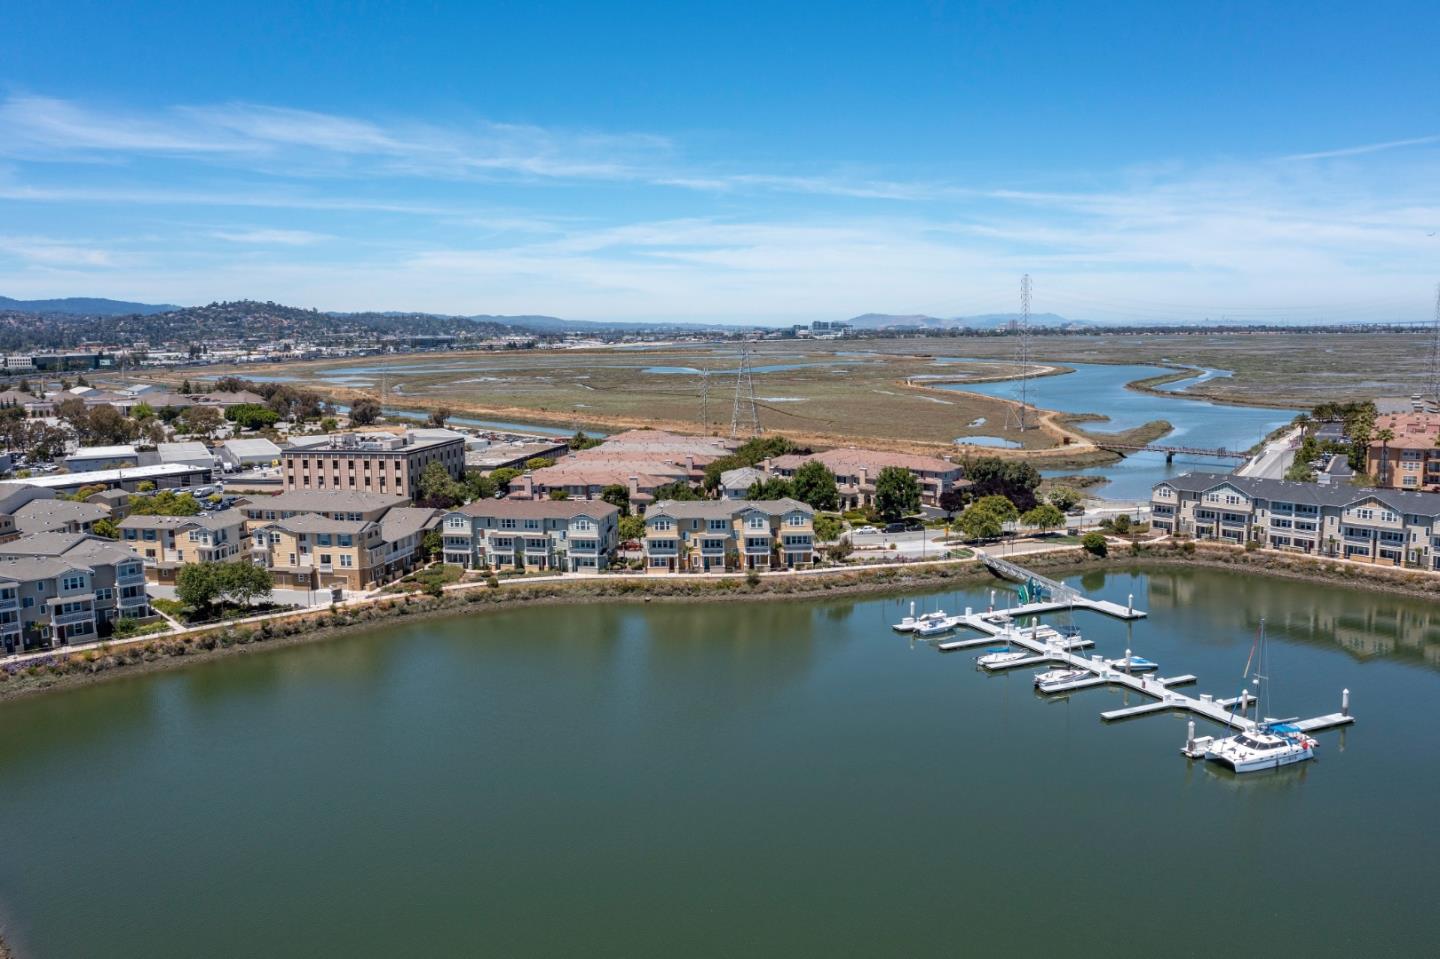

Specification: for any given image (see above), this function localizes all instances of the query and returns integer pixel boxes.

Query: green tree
[791,460,839,511]
[128,491,201,516]
[958,501,1006,541]
[938,487,967,519]
[653,481,700,501]
[548,488,570,500]
[421,528,442,560]
[427,406,452,428]
[618,514,646,542]
[182,404,224,439]
[964,456,1042,510]
[92,517,120,539]
[349,397,382,426]
[490,467,523,492]
[874,466,921,521]
[1022,502,1066,532]
[1046,486,1082,512]
[227,403,280,430]
[569,430,602,450]
[746,477,793,500]
[1081,531,1108,557]
[812,513,843,542]
[320,416,339,432]
[417,461,463,508]
[600,483,631,515]
[131,401,156,422]
[1374,427,1395,486]
[524,456,555,470]
[463,470,498,501]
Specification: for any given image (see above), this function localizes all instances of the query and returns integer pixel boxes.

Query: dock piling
[1342,688,1350,717]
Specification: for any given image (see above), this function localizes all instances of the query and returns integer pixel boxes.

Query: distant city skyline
[2,1,1438,324]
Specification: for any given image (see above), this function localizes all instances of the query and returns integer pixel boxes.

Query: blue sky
[2,0,1438,323]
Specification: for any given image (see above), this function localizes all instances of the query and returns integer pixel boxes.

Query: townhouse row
[1151,471,1440,569]
[644,498,815,573]
[441,499,620,572]
[0,533,150,654]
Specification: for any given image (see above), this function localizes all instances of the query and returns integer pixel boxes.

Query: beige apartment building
[1365,412,1440,491]
[644,498,815,573]
[1152,472,1440,569]
[281,432,464,496]
[236,490,411,533]
[118,510,248,582]
[250,506,440,591]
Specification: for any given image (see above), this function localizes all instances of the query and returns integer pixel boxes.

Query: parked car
[1066,506,1086,517]
[883,522,907,533]
[852,525,880,535]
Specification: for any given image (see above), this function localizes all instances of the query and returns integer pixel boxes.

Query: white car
[852,525,880,536]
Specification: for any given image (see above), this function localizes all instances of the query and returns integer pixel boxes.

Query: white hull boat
[1106,655,1159,673]
[914,617,956,638]
[1204,726,1316,773]
[977,650,1029,669]
[1033,667,1089,690]
[893,605,949,633]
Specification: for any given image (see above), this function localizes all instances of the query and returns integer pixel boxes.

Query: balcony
[51,608,96,627]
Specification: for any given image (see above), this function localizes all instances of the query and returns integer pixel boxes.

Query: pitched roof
[266,513,374,535]
[238,490,409,513]
[11,499,110,534]
[457,499,619,521]
[380,506,441,543]
[0,556,88,583]
[0,532,93,557]
[1155,471,1440,515]
[769,447,960,475]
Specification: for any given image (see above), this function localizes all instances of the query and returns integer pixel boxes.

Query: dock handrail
[976,551,1082,605]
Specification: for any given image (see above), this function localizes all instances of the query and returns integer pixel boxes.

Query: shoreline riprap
[2,541,1435,705]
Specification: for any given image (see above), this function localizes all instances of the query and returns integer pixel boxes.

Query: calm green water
[1,567,1436,958]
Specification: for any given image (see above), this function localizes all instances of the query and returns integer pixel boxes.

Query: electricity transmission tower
[1429,283,1440,412]
[698,365,711,433]
[730,340,762,437]
[1004,273,1034,431]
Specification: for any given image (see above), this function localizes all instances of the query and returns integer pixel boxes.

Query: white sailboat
[1203,619,1318,773]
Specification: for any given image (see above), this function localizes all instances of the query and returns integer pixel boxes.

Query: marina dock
[925,556,1355,741]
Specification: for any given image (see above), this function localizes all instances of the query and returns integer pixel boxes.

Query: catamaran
[1203,619,1318,773]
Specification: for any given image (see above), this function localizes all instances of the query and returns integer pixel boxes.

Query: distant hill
[846,312,1087,331]
[485,314,734,333]
[0,300,528,352]
[0,295,179,316]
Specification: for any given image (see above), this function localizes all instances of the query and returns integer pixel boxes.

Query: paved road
[1237,426,1301,479]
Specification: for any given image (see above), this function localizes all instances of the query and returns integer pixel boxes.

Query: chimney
[518,474,534,498]
[686,454,695,472]
[859,466,869,486]
[629,475,640,496]
[762,457,772,473]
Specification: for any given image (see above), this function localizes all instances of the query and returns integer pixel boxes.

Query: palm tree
[1376,428,1395,486]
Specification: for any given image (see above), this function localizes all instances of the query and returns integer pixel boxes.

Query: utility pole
[699,365,711,434]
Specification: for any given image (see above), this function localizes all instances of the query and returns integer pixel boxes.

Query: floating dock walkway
[927,556,1355,741]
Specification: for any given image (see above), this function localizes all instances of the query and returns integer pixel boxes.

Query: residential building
[0,534,150,651]
[1364,412,1440,490]
[644,498,814,573]
[236,490,410,532]
[718,466,766,500]
[118,510,248,582]
[281,431,464,495]
[11,499,110,536]
[441,500,619,572]
[249,506,440,591]
[763,448,967,509]
[1151,472,1440,568]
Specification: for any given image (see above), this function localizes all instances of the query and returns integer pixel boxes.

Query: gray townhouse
[1152,471,1440,569]
[441,500,620,572]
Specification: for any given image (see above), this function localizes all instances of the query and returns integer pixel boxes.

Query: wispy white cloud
[0,234,118,268]
[1281,135,1440,162]
[210,228,331,245]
